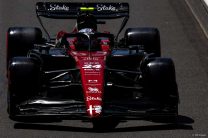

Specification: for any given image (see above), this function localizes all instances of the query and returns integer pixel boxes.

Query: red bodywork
[68,38,111,118]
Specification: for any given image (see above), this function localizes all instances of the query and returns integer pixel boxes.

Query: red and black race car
[7,2,179,129]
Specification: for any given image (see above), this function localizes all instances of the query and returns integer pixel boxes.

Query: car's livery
[7,2,179,129]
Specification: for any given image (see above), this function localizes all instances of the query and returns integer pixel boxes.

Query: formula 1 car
[7,2,179,129]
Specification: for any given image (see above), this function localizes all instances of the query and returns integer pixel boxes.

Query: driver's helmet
[77,14,97,31]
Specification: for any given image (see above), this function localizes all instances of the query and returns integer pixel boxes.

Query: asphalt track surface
[0,0,208,137]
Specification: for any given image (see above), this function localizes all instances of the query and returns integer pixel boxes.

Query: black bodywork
[7,2,179,127]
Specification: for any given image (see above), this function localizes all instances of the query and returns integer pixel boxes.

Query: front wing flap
[14,97,177,120]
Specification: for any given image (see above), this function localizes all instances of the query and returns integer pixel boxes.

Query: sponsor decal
[87,105,102,114]
[97,4,117,11]
[86,96,102,101]
[82,64,102,69]
[49,4,69,11]
[87,87,101,93]
[83,57,99,61]
[88,80,98,83]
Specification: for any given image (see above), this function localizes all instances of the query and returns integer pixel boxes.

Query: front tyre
[142,58,179,122]
[7,57,41,118]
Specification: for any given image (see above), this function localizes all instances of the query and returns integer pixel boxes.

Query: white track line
[185,0,208,39]
[204,0,208,6]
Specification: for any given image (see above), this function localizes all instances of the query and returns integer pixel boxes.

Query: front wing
[13,96,177,120]
[10,67,178,121]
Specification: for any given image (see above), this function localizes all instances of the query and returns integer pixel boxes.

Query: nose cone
[83,82,104,118]
[76,52,106,118]
[87,104,102,117]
